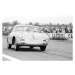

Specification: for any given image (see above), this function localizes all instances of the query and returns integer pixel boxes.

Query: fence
[48,33,73,40]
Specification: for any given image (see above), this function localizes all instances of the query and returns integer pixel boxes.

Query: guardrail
[48,33,73,40]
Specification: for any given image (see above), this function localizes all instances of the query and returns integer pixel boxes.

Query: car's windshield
[14,26,41,33]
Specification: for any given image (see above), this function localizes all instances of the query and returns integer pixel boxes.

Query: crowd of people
[42,26,73,33]
[2,22,73,35]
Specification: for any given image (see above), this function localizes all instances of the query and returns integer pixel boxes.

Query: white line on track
[2,54,21,61]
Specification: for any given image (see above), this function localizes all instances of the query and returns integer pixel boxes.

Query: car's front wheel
[13,39,19,51]
[7,43,12,49]
[30,46,33,49]
[14,44,19,51]
[40,46,46,51]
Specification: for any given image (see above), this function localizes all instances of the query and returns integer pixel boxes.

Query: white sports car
[7,25,49,51]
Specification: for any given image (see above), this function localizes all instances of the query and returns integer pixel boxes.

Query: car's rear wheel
[7,38,12,49]
[40,46,46,51]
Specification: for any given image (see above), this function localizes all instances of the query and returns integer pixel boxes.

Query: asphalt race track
[2,35,73,61]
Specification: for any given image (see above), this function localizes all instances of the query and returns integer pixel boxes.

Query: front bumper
[16,40,48,46]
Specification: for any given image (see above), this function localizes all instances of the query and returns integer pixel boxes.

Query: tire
[14,44,19,51]
[30,46,33,49]
[8,44,12,49]
[13,39,19,51]
[40,46,46,51]
[7,38,12,49]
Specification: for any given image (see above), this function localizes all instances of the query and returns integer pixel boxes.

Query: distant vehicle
[7,25,49,51]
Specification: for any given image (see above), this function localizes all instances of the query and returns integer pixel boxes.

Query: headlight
[43,38,48,42]
[18,37,25,41]
[43,35,49,42]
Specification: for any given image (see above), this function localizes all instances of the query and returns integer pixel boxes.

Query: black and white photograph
[0,0,75,75]
[2,16,73,61]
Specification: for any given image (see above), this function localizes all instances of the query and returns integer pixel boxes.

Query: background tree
[2,22,10,27]
[49,22,52,26]
[69,22,73,28]
[34,22,39,26]
[12,20,20,26]
[29,22,33,25]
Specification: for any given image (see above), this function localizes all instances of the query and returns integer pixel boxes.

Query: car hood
[16,31,49,41]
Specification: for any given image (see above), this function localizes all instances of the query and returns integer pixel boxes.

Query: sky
[3,16,73,24]
[2,0,73,25]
